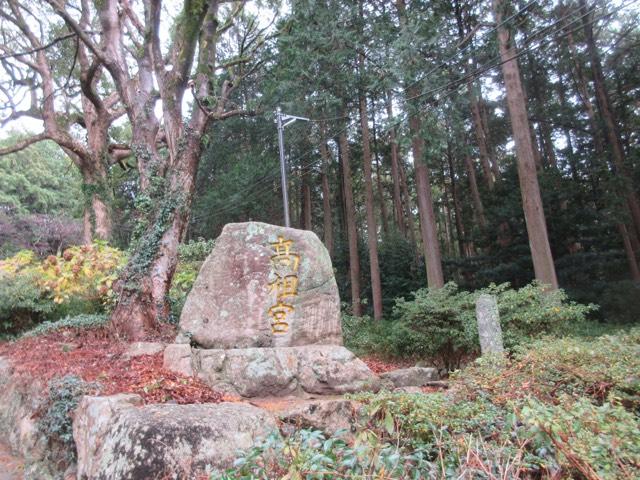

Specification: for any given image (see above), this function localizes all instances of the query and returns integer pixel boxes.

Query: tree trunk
[555,70,581,182]
[358,81,383,320]
[407,97,445,288]
[111,136,201,338]
[526,46,557,169]
[442,202,454,258]
[398,156,418,253]
[453,0,497,189]
[319,124,334,256]
[493,0,559,290]
[565,30,606,157]
[80,164,113,244]
[395,0,441,281]
[469,89,496,190]
[618,223,640,282]
[479,99,501,181]
[370,100,390,236]
[447,143,469,257]
[464,155,488,228]
[301,173,312,231]
[580,0,640,239]
[387,92,406,234]
[338,127,362,316]
[374,154,390,236]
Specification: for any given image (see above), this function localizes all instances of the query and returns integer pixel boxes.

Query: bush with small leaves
[519,396,640,480]
[376,281,597,368]
[21,313,108,338]
[169,238,215,320]
[0,244,125,334]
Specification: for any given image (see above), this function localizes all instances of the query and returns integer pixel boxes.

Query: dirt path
[0,442,22,480]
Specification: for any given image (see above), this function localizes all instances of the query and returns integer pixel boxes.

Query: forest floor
[0,326,411,405]
[0,325,638,478]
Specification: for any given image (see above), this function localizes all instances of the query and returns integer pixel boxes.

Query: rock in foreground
[178,222,342,349]
[74,395,278,480]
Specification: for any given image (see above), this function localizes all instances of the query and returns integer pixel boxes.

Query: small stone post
[475,294,504,355]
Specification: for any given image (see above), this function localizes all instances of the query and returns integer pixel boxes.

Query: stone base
[163,344,381,398]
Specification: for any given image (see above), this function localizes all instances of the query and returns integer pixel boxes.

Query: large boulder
[164,345,381,398]
[0,358,71,479]
[74,396,278,480]
[177,222,342,349]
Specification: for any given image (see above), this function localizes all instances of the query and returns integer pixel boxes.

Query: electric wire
[189,0,635,225]
[188,2,610,224]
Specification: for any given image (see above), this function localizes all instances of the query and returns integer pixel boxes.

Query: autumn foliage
[0,244,125,333]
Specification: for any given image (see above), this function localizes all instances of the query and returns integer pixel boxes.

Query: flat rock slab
[380,367,439,388]
[275,398,362,437]
[124,342,165,358]
[164,344,381,398]
[74,395,278,480]
[177,222,342,349]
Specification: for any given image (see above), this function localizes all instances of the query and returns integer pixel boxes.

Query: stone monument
[475,293,504,355]
[164,222,379,397]
[176,221,342,348]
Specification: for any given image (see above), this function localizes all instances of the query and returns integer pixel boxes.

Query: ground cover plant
[213,328,640,479]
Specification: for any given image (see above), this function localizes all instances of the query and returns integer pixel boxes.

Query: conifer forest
[1,1,640,478]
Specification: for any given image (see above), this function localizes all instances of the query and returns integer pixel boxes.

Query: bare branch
[43,0,108,66]
[0,32,76,61]
[0,132,48,156]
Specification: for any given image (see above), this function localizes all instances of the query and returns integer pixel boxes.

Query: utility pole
[276,107,309,228]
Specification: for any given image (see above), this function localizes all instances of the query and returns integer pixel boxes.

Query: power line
[398,0,539,96]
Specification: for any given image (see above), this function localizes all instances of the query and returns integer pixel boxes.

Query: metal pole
[276,107,291,228]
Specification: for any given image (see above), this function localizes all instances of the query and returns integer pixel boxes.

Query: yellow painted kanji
[270,236,300,272]
[269,274,299,299]
[268,301,294,334]
[266,236,301,334]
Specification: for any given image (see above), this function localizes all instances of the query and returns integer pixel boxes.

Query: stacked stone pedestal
[164,344,380,397]
[163,222,379,398]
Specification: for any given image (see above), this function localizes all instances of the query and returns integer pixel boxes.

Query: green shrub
[453,328,640,409]
[211,429,435,479]
[0,270,53,334]
[388,281,595,368]
[21,313,109,338]
[392,283,477,369]
[177,237,215,262]
[169,238,215,321]
[38,375,96,459]
[355,391,508,450]
[519,396,640,480]
[342,314,395,357]
[490,282,596,346]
